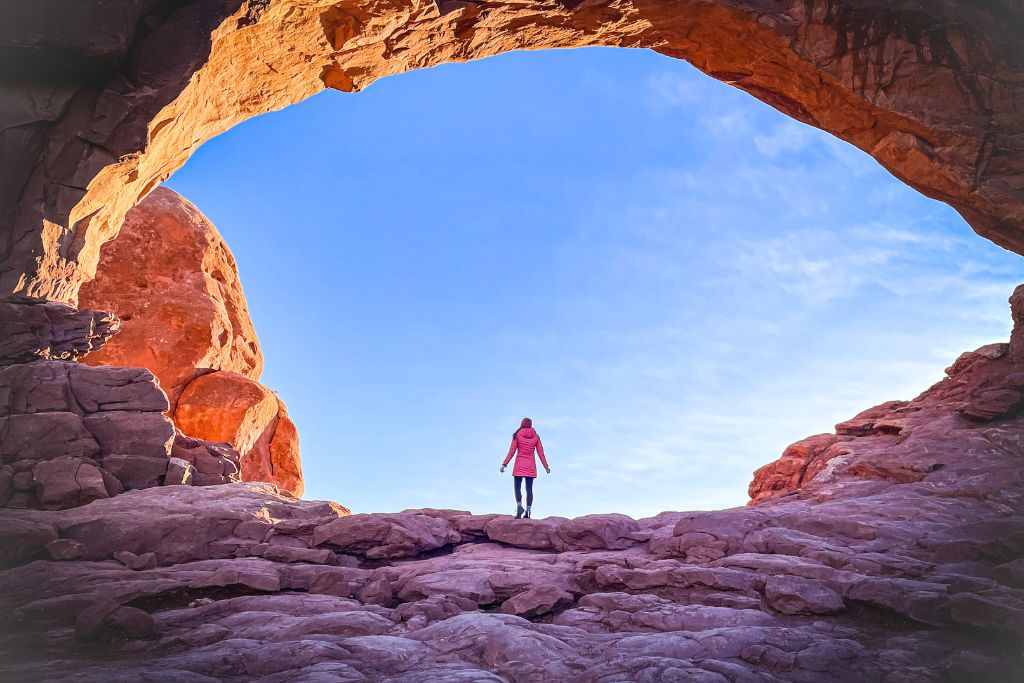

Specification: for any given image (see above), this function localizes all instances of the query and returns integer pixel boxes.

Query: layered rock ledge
[2,290,1024,680]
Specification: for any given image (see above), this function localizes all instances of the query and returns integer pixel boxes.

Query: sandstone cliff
[78,188,303,496]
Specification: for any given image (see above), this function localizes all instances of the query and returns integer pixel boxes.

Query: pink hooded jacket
[502,427,549,477]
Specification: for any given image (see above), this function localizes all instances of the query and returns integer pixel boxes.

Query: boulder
[483,517,558,550]
[0,518,58,567]
[100,454,170,489]
[83,411,174,458]
[75,599,155,641]
[78,188,303,496]
[164,457,194,485]
[960,388,1023,422]
[764,575,845,615]
[79,187,262,405]
[46,538,86,560]
[113,550,157,570]
[500,586,574,618]
[175,372,302,496]
[551,513,640,551]
[312,513,461,559]
[0,412,99,461]
[32,458,110,509]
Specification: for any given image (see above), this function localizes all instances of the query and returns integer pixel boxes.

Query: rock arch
[1,0,1022,304]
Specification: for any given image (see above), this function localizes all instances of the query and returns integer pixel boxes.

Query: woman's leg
[525,477,534,507]
[513,476,525,518]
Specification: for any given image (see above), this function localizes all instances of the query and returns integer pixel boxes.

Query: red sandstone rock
[749,283,1024,506]
[78,189,303,496]
[79,188,262,406]
[174,371,302,496]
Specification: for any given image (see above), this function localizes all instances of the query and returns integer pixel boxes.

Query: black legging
[514,476,534,507]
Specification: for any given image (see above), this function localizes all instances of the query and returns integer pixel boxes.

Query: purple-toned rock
[83,411,174,458]
[552,513,640,551]
[500,585,574,618]
[312,513,461,559]
[994,559,1024,588]
[32,458,109,509]
[483,517,557,550]
[0,412,99,461]
[309,569,351,597]
[0,465,12,505]
[765,575,845,615]
[0,518,58,567]
[113,550,157,570]
[164,457,194,485]
[949,591,1024,635]
[75,599,154,641]
[68,364,169,413]
[46,538,85,560]
[99,454,169,489]
[0,299,118,365]
[651,508,769,562]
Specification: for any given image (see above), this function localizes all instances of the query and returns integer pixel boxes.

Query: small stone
[165,457,194,485]
[47,538,86,560]
[113,550,157,570]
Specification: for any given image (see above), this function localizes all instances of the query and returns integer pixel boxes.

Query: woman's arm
[501,438,517,471]
[537,436,550,472]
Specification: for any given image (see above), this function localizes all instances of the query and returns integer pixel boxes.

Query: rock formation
[78,187,303,496]
[79,187,262,407]
[1,2,1023,680]
[0,0,1022,304]
[1,287,1023,680]
[0,359,242,511]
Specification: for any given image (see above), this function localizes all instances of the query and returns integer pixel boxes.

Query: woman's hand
[500,464,506,473]
[545,467,551,474]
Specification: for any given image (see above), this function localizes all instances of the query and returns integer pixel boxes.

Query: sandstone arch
[1,0,1022,304]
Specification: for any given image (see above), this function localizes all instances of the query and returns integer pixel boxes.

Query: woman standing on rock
[500,417,550,518]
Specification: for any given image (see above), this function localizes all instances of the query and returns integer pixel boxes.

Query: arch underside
[0,0,1022,304]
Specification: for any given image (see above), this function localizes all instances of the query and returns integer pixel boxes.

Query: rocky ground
[3,294,1024,681]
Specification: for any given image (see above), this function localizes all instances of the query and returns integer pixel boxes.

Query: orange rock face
[1,1,1022,303]
[175,371,304,498]
[79,187,262,408]
[78,188,302,496]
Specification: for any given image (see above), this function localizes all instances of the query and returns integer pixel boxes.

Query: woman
[500,417,550,518]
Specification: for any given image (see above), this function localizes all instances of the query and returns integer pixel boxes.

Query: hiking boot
[524,508,531,519]
[515,504,524,519]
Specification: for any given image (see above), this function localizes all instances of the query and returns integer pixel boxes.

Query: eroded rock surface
[4,287,1024,679]
[750,285,1024,507]
[0,298,118,365]
[78,188,303,495]
[0,360,241,511]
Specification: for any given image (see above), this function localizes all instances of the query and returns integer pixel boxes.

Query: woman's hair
[513,417,533,439]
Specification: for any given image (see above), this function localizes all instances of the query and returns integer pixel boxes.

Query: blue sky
[167,47,1024,519]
